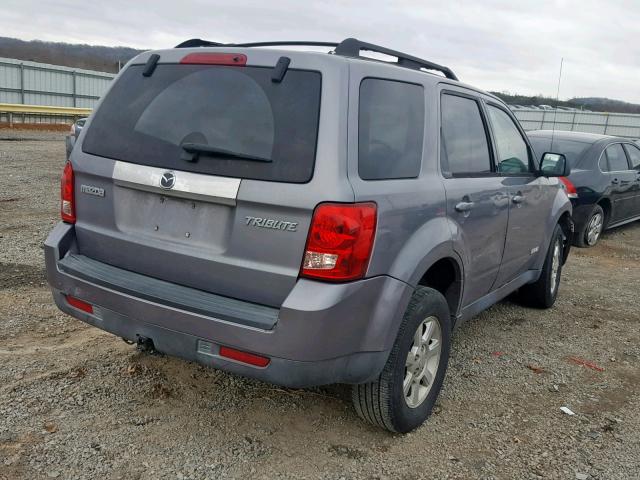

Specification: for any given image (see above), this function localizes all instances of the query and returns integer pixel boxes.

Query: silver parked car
[45,38,573,432]
[65,117,87,159]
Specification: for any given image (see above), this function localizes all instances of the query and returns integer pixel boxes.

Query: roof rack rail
[233,41,339,49]
[174,37,458,81]
[335,38,457,80]
[175,39,338,49]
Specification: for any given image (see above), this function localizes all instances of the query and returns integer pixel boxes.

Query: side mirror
[540,152,571,177]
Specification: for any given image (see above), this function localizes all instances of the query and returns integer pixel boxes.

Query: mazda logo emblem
[160,171,176,189]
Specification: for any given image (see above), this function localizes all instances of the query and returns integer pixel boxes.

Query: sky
[2,0,639,103]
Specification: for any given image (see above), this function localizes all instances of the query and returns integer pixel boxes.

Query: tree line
[1,36,639,114]
[490,92,640,114]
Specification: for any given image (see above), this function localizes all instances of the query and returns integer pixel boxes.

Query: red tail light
[61,161,76,223]
[66,295,93,314]
[559,177,578,199]
[180,53,247,66]
[301,202,377,282]
[219,346,270,367]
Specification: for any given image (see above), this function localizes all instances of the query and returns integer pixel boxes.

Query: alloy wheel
[404,316,442,408]
[550,239,561,295]
[586,213,603,246]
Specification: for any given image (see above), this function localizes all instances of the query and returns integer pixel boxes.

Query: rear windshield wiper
[180,142,272,163]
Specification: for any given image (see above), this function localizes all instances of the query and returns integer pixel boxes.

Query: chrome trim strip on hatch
[112,161,241,206]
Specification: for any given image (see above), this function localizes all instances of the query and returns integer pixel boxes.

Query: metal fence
[512,108,640,139]
[1,56,639,138]
[0,57,115,109]
[0,103,92,127]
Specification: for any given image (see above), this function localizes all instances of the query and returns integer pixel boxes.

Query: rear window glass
[624,144,640,169]
[528,137,590,167]
[358,79,424,180]
[83,64,321,183]
[603,144,630,172]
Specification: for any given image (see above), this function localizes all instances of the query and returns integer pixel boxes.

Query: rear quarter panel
[345,62,457,289]
[568,146,615,219]
[533,185,572,270]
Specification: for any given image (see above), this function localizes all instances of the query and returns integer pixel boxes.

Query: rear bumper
[45,223,412,387]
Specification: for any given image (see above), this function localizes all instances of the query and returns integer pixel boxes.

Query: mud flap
[561,216,575,264]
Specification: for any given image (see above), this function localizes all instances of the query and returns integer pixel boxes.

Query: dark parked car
[528,130,640,246]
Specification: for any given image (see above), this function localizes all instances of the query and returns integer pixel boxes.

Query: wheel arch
[536,190,573,270]
[557,210,574,264]
[597,197,612,226]
[416,256,463,323]
[383,217,464,323]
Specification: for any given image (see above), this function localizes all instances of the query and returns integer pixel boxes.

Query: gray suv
[45,38,573,432]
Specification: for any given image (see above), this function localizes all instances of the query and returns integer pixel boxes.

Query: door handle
[512,194,525,204]
[455,201,475,212]
[611,178,620,185]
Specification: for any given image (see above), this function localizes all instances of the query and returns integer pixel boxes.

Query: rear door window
[623,144,640,170]
[486,105,530,174]
[440,94,492,175]
[83,64,321,183]
[358,79,425,180]
[603,144,630,172]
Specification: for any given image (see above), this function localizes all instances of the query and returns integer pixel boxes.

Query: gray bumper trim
[58,253,278,330]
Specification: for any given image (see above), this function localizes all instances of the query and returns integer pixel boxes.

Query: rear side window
[486,105,530,174]
[358,79,424,180]
[602,144,630,172]
[83,64,321,183]
[624,144,640,170]
[440,94,492,175]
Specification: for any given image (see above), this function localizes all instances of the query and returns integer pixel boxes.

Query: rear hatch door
[72,49,351,307]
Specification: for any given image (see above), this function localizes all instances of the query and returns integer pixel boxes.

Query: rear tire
[520,224,564,308]
[352,287,451,433]
[574,205,604,248]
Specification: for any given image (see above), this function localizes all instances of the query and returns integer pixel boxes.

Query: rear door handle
[455,201,475,212]
[611,178,620,185]
[512,195,525,204]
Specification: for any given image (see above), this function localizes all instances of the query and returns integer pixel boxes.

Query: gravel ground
[1,130,639,480]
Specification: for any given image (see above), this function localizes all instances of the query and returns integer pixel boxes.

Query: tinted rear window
[624,143,640,169]
[83,64,321,183]
[358,79,424,180]
[528,136,590,167]
[603,144,630,171]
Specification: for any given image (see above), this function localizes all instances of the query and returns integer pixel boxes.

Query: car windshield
[83,64,322,183]
[528,136,591,168]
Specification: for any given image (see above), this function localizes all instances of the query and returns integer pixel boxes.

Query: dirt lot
[1,131,639,480]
